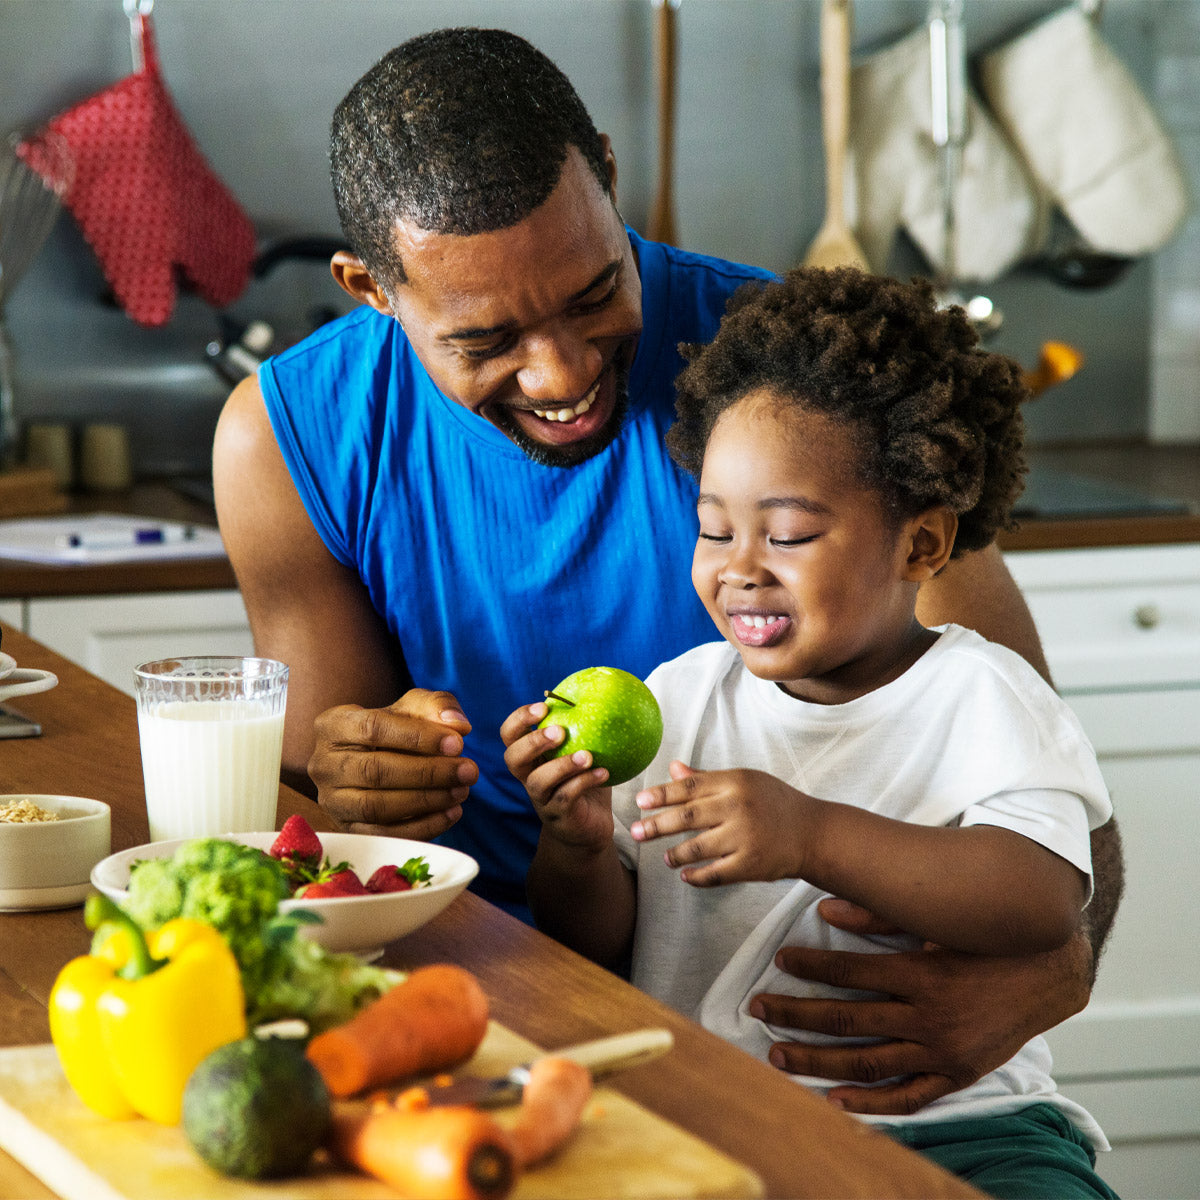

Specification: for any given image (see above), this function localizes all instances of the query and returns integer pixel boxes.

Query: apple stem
[544,690,576,707]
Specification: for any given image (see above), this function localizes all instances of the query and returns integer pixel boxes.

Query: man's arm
[917,542,1123,962]
[214,378,478,841]
[213,376,406,796]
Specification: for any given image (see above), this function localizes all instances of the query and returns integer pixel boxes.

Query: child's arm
[501,702,637,968]
[633,762,1087,956]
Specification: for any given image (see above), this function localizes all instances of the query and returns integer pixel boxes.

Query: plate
[91,832,479,956]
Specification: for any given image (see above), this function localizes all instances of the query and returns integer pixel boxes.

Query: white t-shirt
[612,624,1112,1146]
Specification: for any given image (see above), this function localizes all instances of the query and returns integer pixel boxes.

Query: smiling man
[214,27,1123,1123]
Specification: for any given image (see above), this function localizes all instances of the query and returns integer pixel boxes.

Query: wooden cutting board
[0,1024,763,1200]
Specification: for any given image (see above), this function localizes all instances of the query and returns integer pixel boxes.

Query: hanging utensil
[928,0,1003,337]
[0,130,73,468]
[803,0,869,271]
[647,0,680,245]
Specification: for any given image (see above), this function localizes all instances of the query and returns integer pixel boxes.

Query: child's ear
[902,507,958,581]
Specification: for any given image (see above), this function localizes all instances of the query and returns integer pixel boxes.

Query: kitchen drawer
[1005,544,1200,690]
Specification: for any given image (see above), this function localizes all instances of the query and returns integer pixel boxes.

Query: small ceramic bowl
[91,832,479,958]
[0,795,112,912]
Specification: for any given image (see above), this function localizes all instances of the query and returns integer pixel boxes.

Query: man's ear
[903,507,958,582]
[598,132,619,202]
[330,251,392,315]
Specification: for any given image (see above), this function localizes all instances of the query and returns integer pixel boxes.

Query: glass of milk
[134,656,289,842]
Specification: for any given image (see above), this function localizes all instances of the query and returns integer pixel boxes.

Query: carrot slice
[307,964,489,1098]
[507,1055,593,1168]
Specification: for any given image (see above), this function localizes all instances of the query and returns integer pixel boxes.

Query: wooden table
[0,625,978,1200]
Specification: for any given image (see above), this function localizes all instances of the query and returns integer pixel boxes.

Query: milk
[139,700,286,842]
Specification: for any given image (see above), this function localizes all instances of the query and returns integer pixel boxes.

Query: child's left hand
[631,761,813,886]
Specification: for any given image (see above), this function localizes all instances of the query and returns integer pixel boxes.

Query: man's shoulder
[271,304,393,369]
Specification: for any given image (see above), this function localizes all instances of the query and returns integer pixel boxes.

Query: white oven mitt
[978,5,1190,257]
[848,25,1046,282]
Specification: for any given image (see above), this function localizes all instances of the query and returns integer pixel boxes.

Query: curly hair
[667,267,1028,556]
[330,28,611,291]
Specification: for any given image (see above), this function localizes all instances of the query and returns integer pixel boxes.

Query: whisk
[0,130,74,467]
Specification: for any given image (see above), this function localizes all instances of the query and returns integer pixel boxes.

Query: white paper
[0,514,226,565]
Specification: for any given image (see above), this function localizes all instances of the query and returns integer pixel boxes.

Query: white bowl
[0,795,111,911]
[90,832,478,956]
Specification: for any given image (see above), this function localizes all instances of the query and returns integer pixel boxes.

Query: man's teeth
[737,615,784,628]
[532,383,599,422]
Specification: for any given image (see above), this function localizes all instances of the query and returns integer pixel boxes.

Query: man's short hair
[330,27,611,288]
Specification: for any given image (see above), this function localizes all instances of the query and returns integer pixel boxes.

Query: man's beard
[492,366,631,468]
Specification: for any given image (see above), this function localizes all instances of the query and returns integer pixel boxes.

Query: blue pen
[59,525,197,550]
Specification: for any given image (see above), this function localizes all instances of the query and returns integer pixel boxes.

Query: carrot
[307,964,489,1098]
[506,1055,593,1168]
[330,1102,515,1200]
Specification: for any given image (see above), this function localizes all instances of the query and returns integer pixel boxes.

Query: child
[502,267,1117,1198]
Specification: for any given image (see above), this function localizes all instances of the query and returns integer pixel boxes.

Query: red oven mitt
[18,11,255,327]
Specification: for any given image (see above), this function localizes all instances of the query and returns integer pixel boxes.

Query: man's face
[383,149,642,466]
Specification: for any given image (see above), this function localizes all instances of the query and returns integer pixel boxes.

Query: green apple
[537,666,664,786]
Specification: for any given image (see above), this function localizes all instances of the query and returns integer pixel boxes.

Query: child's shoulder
[932,623,1073,718]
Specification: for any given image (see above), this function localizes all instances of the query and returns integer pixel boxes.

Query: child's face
[692,389,930,704]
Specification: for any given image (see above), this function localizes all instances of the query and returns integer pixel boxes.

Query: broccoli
[112,838,398,1030]
[121,839,290,993]
[248,929,403,1033]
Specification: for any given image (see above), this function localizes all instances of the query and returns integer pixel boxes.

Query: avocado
[182,1036,331,1179]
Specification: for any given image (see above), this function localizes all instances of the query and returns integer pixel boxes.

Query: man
[214,26,1123,1117]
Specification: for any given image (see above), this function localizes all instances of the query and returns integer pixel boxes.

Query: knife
[425,1028,674,1108]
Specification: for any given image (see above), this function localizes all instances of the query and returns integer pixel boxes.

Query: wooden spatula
[803,0,870,271]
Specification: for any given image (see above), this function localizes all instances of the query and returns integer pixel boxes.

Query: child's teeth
[753,616,766,628]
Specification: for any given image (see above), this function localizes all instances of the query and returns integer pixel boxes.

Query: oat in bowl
[0,798,62,823]
[0,795,111,910]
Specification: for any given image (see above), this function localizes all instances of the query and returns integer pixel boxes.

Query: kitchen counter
[0,482,237,599]
[1,445,1197,602]
[999,442,1200,552]
[0,624,978,1200]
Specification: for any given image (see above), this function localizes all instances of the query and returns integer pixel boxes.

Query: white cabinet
[1005,543,1200,1198]
[21,590,254,696]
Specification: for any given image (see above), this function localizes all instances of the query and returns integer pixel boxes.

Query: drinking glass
[134,656,288,842]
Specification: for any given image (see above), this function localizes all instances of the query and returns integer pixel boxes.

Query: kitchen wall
[0,0,1193,478]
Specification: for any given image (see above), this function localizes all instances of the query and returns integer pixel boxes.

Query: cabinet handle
[1132,603,1161,630]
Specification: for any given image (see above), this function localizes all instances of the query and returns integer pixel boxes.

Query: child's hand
[631,761,812,886]
[501,701,614,850]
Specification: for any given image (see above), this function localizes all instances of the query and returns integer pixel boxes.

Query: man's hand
[307,689,478,839]
[750,897,1093,1116]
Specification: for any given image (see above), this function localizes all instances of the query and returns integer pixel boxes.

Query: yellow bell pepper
[49,894,247,1125]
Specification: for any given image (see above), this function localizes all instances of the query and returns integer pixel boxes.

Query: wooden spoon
[647,0,679,245]
[803,0,870,271]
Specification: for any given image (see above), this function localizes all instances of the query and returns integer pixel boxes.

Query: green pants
[887,1103,1120,1200]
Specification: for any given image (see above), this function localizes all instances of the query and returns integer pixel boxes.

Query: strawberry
[297,868,369,899]
[365,865,414,893]
[366,856,432,893]
[269,814,323,866]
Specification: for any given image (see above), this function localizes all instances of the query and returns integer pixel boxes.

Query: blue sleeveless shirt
[261,230,774,916]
